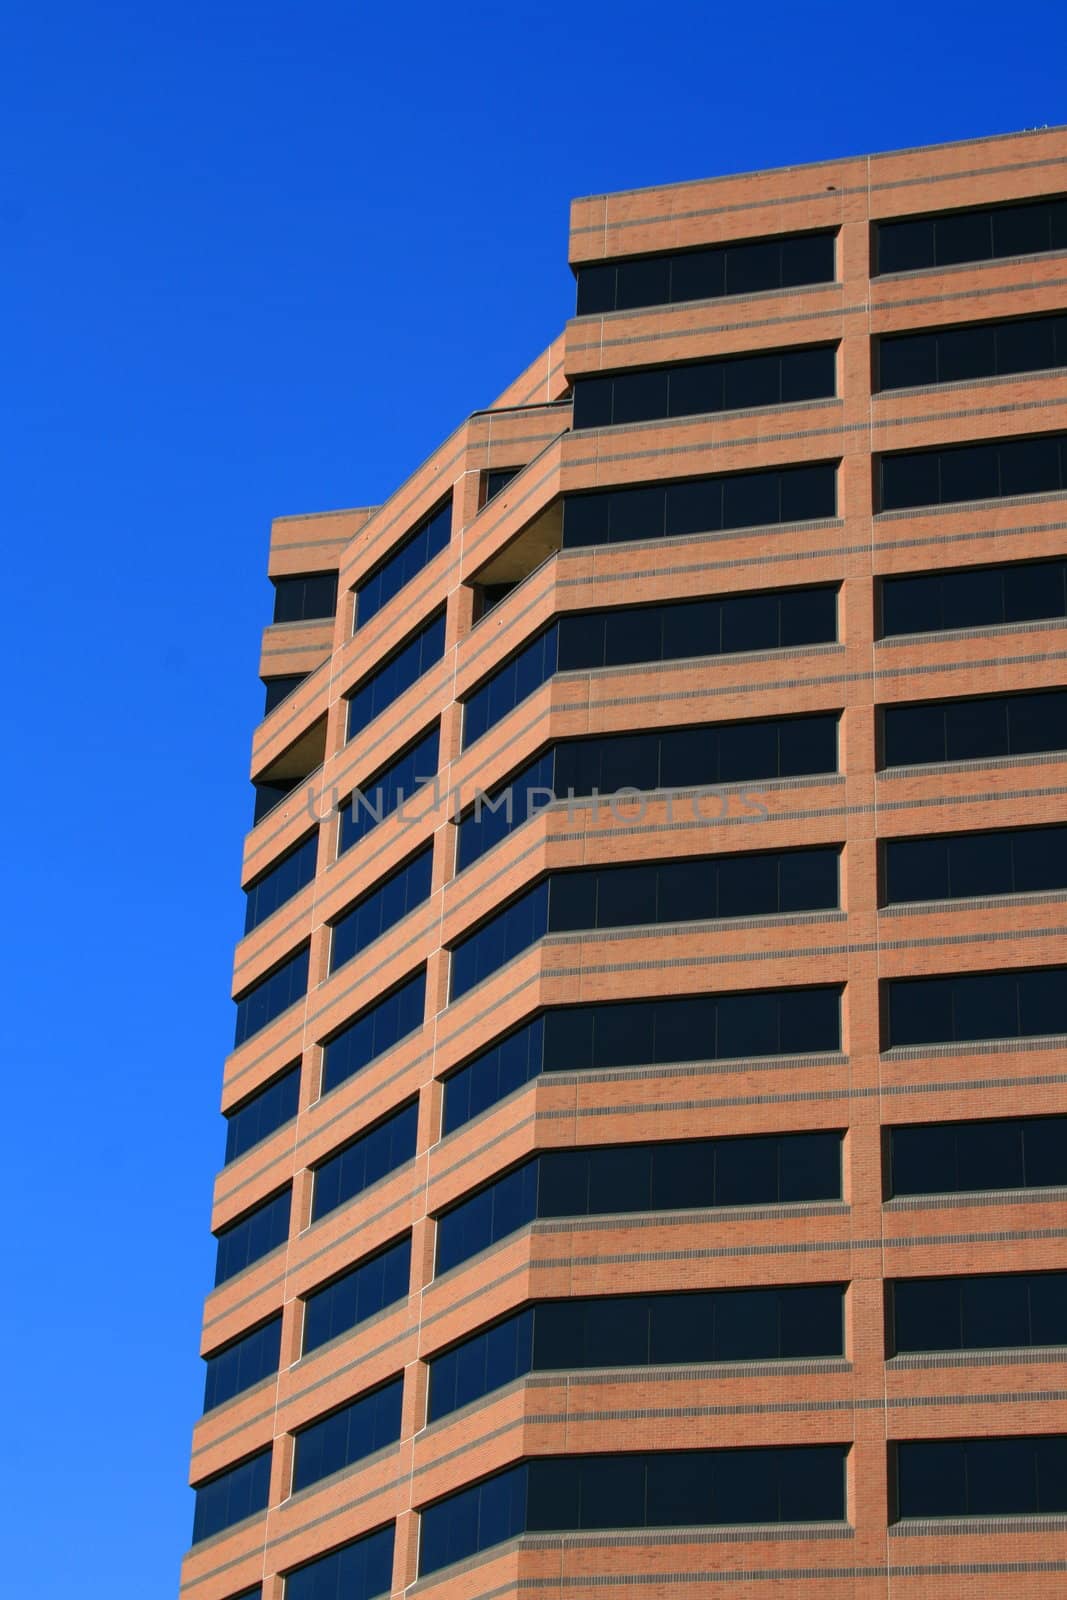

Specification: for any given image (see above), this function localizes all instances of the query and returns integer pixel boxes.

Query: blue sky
[1,1,1063,1593]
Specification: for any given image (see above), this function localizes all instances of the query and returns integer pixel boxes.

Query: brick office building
[181,127,1067,1600]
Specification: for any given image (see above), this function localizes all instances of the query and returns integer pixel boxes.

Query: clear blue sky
[1,1,1063,1592]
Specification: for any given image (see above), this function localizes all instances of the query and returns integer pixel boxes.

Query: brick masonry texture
[181,127,1067,1600]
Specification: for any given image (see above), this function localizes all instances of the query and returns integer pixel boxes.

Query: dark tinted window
[888,1116,1067,1197]
[483,468,519,503]
[224,1064,301,1164]
[436,1131,841,1274]
[243,833,318,935]
[877,196,1067,274]
[443,986,840,1133]
[890,1271,1067,1355]
[886,967,1067,1048]
[330,846,433,973]
[339,725,439,854]
[321,968,426,1096]
[882,559,1067,634]
[573,346,836,429]
[575,231,836,315]
[428,1284,844,1421]
[292,1377,403,1492]
[285,1524,395,1600]
[463,626,558,748]
[233,944,309,1048]
[191,1448,271,1544]
[464,587,838,748]
[213,1188,291,1286]
[355,499,451,628]
[203,1316,282,1412]
[882,689,1067,768]
[450,855,839,1000]
[312,1100,418,1221]
[272,573,338,625]
[419,1444,846,1574]
[252,775,300,826]
[879,313,1067,390]
[457,715,839,870]
[562,462,836,547]
[346,612,446,740]
[893,1435,1067,1519]
[262,674,307,716]
[302,1236,411,1355]
[883,825,1067,904]
[880,434,1067,511]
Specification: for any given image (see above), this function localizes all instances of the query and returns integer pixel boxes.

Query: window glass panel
[967,1437,1037,1515]
[713,1289,779,1359]
[615,257,671,310]
[572,376,613,430]
[779,1131,841,1200]
[717,850,777,916]
[603,603,662,665]
[611,368,670,424]
[712,1446,778,1523]
[877,218,936,274]
[883,703,945,767]
[576,264,616,316]
[1021,1117,1067,1186]
[889,1122,957,1196]
[780,1284,844,1357]
[669,247,726,302]
[936,323,997,382]
[580,1455,646,1529]
[665,477,722,535]
[224,1064,301,1164]
[723,354,781,410]
[557,612,605,670]
[668,360,723,416]
[1018,967,1067,1036]
[715,992,778,1057]
[892,1277,961,1352]
[609,484,665,542]
[779,584,837,646]
[646,1452,711,1526]
[779,987,840,1052]
[896,1440,967,1518]
[1000,434,1063,495]
[721,592,779,653]
[947,831,1012,897]
[715,1135,778,1205]
[1013,825,1067,891]
[940,565,1004,629]
[935,209,993,265]
[726,240,780,294]
[1004,560,1066,622]
[939,442,1000,503]
[722,469,779,529]
[993,202,1054,257]
[961,1274,1030,1349]
[779,848,839,911]
[879,333,938,390]
[781,345,836,402]
[998,315,1058,373]
[1009,689,1067,755]
[527,1458,580,1531]
[884,837,949,904]
[781,232,835,285]
[881,450,940,511]
[322,969,425,1095]
[958,1119,1025,1191]
[1030,1274,1067,1345]
[780,462,836,521]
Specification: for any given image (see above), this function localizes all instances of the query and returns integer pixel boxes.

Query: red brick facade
[181,128,1067,1599]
